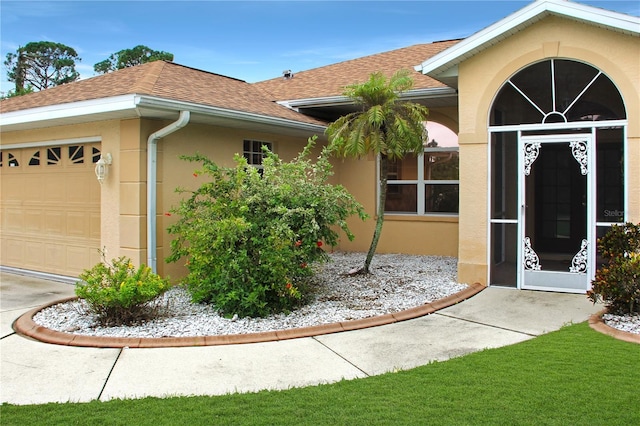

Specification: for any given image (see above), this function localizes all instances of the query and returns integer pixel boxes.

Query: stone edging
[588,309,640,344]
[13,283,486,348]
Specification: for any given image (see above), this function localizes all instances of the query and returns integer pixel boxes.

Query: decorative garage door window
[0,151,20,167]
[2,145,102,168]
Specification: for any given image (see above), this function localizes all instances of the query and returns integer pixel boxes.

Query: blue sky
[1,0,638,94]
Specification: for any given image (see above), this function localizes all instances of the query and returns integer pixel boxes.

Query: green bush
[167,137,367,318]
[76,254,171,325]
[588,222,640,314]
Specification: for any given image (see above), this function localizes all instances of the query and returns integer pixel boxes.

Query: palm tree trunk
[363,155,388,273]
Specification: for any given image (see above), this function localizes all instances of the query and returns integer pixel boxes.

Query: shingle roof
[1,40,461,125]
[253,40,461,101]
[0,61,326,126]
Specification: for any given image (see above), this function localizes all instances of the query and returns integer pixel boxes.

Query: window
[92,147,101,164]
[69,145,84,164]
[385,122,459,215]
[243,140,273,168]
[29,151,41,166]
[47,147,61,165]
[0,151,20,167]
[491,59,625,126]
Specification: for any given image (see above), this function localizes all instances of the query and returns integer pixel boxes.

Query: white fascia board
[401,87,458,100]
[136,95,327,132]
[416,0,640,77]
[278,87,458,110]
[278,96,353,110]
[0,94,139,128]
[0,94,327,133]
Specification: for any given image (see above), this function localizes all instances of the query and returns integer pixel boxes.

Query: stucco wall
[157,123,318,279]
[456,15,640,285]
[333,107,461,260]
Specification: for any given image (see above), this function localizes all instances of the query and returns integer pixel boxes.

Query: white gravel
[32,252,640,337]
[33,253,468,338]
[602,313,640,335]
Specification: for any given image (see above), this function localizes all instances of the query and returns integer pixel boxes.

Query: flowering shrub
[167,137,367,318]
[588,222,640,315]
[75,254,171,325]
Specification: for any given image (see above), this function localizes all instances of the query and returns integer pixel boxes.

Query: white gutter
[1,94,326,134]
[135,95,327,134]
[147,110,190,272]
[277,87,458,110]
[0,95,140,130]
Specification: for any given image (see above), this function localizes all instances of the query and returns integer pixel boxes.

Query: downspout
[147,111,190,272]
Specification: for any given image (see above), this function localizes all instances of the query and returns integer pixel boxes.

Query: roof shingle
[253,40,461,101]
[1,40,460,125]
[0,61,326,126]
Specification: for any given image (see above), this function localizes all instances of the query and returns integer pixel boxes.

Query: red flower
[300,263,307,268]
[193,173,198,178]
[317,241,323,247]
[295,240,302,247]
[164,212,172,217]
[286,283,292,290]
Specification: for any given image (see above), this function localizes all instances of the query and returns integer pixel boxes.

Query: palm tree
[326,70,430,274]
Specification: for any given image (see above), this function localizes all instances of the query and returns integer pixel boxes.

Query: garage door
[0,142,101,277]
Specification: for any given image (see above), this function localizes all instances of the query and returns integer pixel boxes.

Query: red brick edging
[588,309,640,344]
[13,283,486,348]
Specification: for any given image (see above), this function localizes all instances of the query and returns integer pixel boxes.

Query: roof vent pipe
[147,110,190,273]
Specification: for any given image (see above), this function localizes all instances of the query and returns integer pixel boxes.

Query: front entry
[489,58,627,293]
[519,134,592,293]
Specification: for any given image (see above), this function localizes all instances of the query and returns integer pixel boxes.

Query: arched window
[491,59,625,126]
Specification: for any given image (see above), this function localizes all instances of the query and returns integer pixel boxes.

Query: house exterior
[1,0,638,294]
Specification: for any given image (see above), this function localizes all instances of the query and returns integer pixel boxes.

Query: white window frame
[243,139,273,169]
[382,146,460,216]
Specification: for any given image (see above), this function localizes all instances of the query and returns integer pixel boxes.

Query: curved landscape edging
[588,309,640,344]
[13,282,486,348]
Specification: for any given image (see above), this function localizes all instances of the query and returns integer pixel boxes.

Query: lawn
[1,322,638,425]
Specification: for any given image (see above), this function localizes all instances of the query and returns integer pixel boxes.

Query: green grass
[2,322,638,425]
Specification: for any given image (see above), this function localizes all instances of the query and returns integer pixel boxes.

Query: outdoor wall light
[95,153,112,184]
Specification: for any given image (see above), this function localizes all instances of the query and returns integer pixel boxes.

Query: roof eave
[136,96,327,134]
[278,87,458,110]
[0,95,327,135]
[0,95,140,131]
[415,0,640,82]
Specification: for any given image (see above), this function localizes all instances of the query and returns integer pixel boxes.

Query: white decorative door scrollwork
[519,135,593,293]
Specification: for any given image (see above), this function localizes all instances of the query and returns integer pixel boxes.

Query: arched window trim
[490,59,626,127]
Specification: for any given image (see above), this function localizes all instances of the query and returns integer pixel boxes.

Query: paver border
[13,283,485,348]
[588,309,640,344]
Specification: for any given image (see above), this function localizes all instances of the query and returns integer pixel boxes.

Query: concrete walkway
[1,271,602,405]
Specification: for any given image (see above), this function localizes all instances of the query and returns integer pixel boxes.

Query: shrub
[167,137,367,318]
[75,253,171,325]
[588,222,640,315]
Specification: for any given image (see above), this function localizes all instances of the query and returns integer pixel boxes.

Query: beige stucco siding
[158,124,318,279]
[333,107,461,260]
[456,15,640,285]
